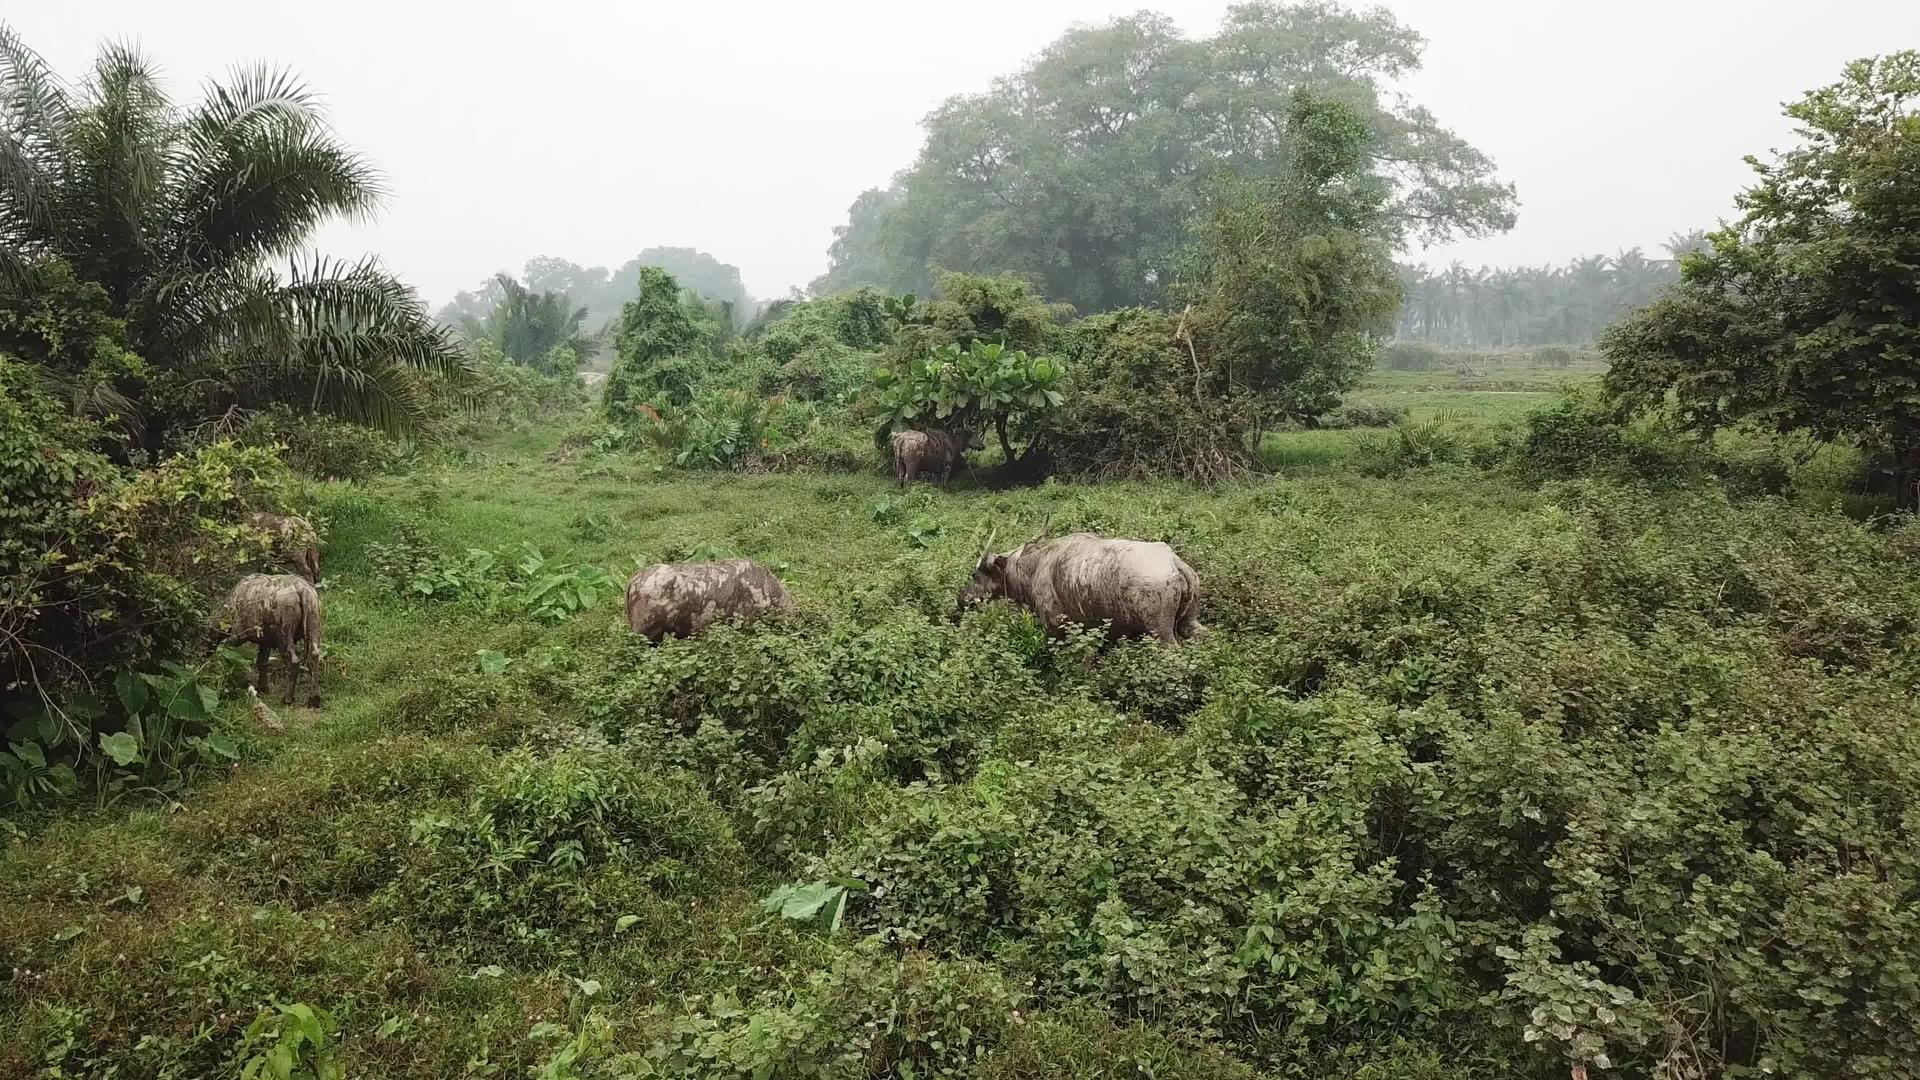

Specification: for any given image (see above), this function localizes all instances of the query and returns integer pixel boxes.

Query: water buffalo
[248,511,321,583]
[625,559,795,642]
[892,427,985,488]
[218,573,323,706]
[958,531,1203,643]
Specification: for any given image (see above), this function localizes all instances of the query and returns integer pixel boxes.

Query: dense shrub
[1379,340,1445,371]
[233,407,399,481]
[1319,401,1408,429]
[1051,309,1254,482]
[376,749,742,962]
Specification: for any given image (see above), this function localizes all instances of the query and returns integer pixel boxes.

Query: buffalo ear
[990,554,1009,572]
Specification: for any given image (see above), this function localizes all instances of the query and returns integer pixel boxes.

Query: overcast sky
[18,2,1920,304]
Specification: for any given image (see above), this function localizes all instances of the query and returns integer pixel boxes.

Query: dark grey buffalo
[625,559,796,642]
[958,531,1203,643]
[892,428,985,488]
[218,573,324,706]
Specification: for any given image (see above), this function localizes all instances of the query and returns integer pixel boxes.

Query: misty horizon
[16,1,1918,306]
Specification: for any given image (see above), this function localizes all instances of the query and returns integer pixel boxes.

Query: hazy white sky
[19,2,1920,304]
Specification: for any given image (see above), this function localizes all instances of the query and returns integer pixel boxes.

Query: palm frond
[198,255,468,436]
[62,41,173,295]
[164,63,382,271]
[0,23,76,272]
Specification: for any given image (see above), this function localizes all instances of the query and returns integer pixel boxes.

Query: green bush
[1380,341,1445,371]
[376,749,742,962]
[1319,402,1407,429]
[233,407,399,481]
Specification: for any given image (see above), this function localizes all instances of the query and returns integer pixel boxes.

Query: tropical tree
[1605,52,1920,502]
[810,3,1514,311]
[0,26,462,439]
[456,273,597,372]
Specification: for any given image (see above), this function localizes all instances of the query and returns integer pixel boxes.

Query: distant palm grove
[1393,232,1705,348]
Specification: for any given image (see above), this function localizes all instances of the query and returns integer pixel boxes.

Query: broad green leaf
[99,731,142,767]
[11,740,46,769]
[115,670,148,715]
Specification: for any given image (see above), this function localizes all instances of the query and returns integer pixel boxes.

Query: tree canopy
[1602,52,1920,501]
[0,26,461,440]
[809,2,1514,312]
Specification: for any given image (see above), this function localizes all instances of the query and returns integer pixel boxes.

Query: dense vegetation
[2,10,1918,1080]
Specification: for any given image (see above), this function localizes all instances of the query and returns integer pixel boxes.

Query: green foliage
[1352,414,1473,476]
[1319,402,1407,429]
[3,354,296,710]
[456,273,599,369]
[0,33,464,439]
[377,750,741,961]
[365,523,614,622]
[1050,309,1254,481]
[606,268,704,413]
[872,342,1064,462]
[1603,52,1920,501]
[460,340,587,426]
[233,407,399,481]
[811,4,1514,310]
[6,393,1920,1078]
[237,1001,342,1080]
[1379,341,1445,372]
[1181,93,1403,443]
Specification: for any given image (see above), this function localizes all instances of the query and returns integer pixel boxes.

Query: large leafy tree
[1182,91,1401,444]
[810,2,1514,311]
[1603,52,1920,501]
[0,26,462,439]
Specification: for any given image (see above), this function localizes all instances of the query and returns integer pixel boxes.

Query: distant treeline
[1394,233,1707,347]
[437,248,755,333]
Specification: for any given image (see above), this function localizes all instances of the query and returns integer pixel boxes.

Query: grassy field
[1259,363,1599,471]
[3,392,1916,1078]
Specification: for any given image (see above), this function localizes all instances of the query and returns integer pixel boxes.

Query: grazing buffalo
[958,531,1203,643]
[892,428,985,488]
[625,559,795,642]
[248,511,321,583]
[219,573,323,706]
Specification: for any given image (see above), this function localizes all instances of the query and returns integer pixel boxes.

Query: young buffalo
[892,427,984,488]
[625,559,795,642]
[958,531,1203,643]
[218,573,323,706]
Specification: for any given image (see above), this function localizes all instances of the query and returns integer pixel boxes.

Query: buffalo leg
[253,640,272,693]
[275,626,301,705]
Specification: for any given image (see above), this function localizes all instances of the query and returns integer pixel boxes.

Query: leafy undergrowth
[3,420,1918,1079]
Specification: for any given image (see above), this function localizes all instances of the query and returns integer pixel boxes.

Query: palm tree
[0,26,463,437]
[1662,229,1710,260]
[457,273,598,370]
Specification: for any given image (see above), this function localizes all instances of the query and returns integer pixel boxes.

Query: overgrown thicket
[600,93,1400,486]
[1603,51,1920,504]
[4,450,1915,1078]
